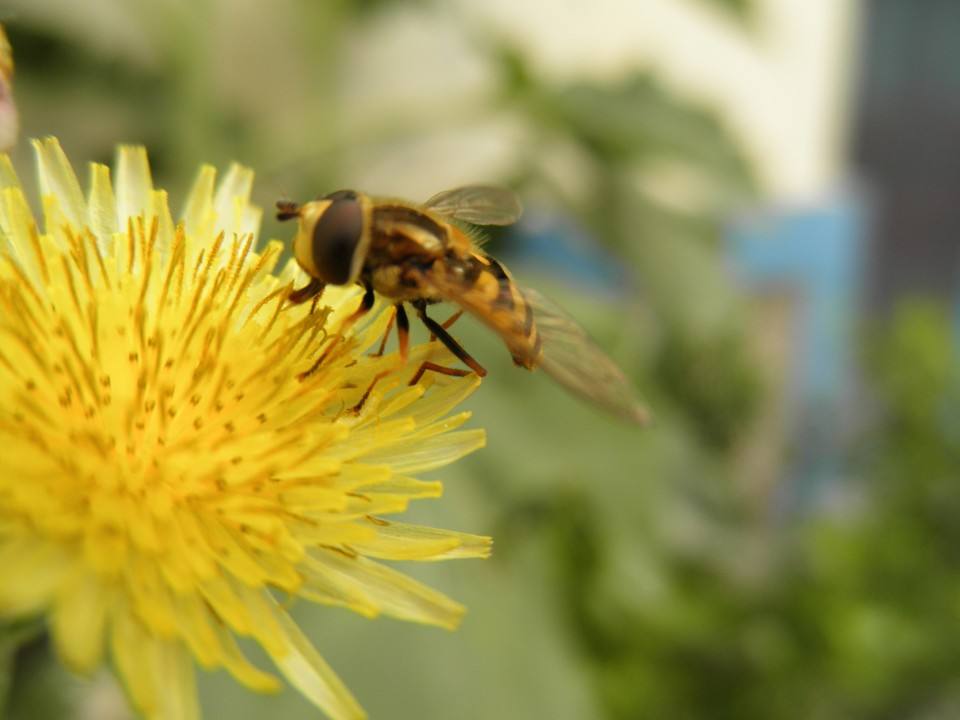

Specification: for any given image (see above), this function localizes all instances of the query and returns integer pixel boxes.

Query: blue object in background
[726,191,868,510]
[498,196,867,511]
[502,211,630,296]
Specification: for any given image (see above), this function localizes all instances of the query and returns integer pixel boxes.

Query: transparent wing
[421,259,649,424]
[521,288,650,425]
[423,185,523,226]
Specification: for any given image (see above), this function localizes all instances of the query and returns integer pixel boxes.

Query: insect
[276,185,649,424]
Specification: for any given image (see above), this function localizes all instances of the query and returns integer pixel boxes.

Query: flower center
[0,218,333,576]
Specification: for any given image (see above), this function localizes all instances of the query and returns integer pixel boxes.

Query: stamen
[27,221,50,286]
[83,228,111,290]
[126,216,136,275]
[250,285,289,341]
[59,254,83,321]
[87,301,100,364]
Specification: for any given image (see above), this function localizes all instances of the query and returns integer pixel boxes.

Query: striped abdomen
[431,252,542,370]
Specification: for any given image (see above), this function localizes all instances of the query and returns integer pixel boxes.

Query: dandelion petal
[33,136,86,228]
[304,550,466,629]
[157,640,201,720]
[0,540,67,615]
[115,144,153,225]
[265,595,366,720]
[182,163,216,239]
[52,569,109,672]
[0,153,20,191]
[351,520,492,561]
[87,162,117,251]
[365,428,487,474]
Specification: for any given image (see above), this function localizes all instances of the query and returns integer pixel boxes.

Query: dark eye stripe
[312,196,363,285]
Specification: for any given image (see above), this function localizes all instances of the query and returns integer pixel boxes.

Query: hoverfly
[276,185,648,424]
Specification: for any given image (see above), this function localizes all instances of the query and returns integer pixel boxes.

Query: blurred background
[5,0,960,718]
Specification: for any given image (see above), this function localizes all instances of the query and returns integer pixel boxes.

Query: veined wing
[423,185,522,226]
[423,258,649,425]
[520,288,650,425]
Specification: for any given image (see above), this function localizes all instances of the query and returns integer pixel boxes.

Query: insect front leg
[395,303,410,363]
[353,303,411,413]
[299,283,375,381]
[372,308,396,357]
[287,277,325,305]
[371,303,411,361]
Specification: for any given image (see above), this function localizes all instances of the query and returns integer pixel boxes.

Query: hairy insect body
[276,185,648,424]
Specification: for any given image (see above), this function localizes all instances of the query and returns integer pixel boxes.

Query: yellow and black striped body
[279,185,649,423]
[426,251,542,370]
[362,204,542,369]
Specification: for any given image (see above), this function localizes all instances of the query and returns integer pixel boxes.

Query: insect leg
[354,303,411,410]
[344,284,377,326]
[441,309,464,330]
[350,369,394,413]
[409,361,471,386]
[396,303,410,363]
[299,284,376,381]
[371,303,411,360]
[414,304,487,378]
[429,309,464,341]
[288,277,325,305]
[372,307,396,357]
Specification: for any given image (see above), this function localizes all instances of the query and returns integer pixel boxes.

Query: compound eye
[312,194,363,285]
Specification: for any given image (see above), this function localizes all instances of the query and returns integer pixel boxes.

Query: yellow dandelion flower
[0,138,490,720]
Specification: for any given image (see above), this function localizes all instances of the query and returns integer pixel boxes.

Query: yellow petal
[111,609,158,715]
[240,203,262,243]
[115,144,152,226]
[213,162,254,240]
[155,639,200,720]
[86,162,117,252]
[352,475,443,499]
[306,549,466,629]
[239,586,287,656]
[52,569,109,672]
[297,554,380,617]
[173,592,222,668]
[0,539,67,615]
[388,375,480,427]
[0,152,20,191]
[181,163,215,240]
[32,137,85,229]
[209,615,281,693]
[375,383,426,418]
[198,574,252,636]
[126,561,178,635]
[264,595,366,720]
[287,518,375,548]
[1,187,45,289]
[350,519,492,561]
[364,428,486,474]
[193,512,301,591]
[149,189,176,254]
[112,610,202,720]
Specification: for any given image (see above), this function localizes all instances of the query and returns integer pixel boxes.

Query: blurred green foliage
[5,2,960,720]
[531,303,960,719]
